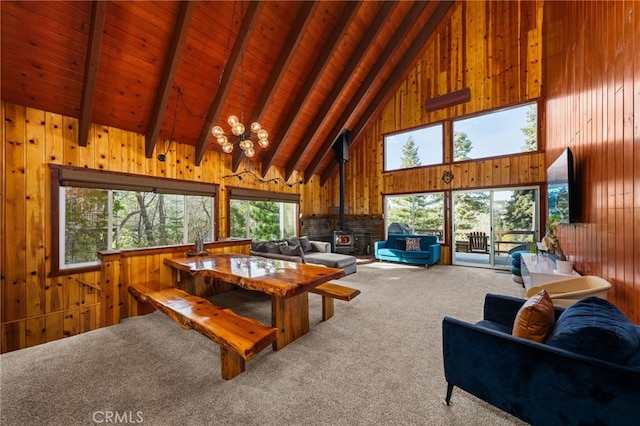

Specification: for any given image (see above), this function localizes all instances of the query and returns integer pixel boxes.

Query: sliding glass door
[452,186,540,268]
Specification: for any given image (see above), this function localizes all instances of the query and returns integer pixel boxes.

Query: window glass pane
[281,202,297,238]
[230,199,249,238]
[230,199,298,240]
[385,192,445,242]
[63,187,109,266]
[384,124,443,171]
[186,195,214,242]
[453,103,537,161]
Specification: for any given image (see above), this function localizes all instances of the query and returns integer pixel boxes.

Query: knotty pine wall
[544,0,639,322]
[326,0,546,265]
[0,101,329,352]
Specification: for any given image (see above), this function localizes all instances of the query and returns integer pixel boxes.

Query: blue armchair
[442,294,640,425]
[374,234,440,267]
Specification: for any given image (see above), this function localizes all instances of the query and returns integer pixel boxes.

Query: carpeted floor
[1,263,528,426]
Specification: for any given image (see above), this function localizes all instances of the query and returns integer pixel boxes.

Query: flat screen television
[546,147,575,223]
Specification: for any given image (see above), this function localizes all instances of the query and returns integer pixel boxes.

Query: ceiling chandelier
[211,116,268,157]
[210,1,268,158]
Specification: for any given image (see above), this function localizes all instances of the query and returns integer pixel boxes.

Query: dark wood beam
[194,1,264,166]
[78,1,107,147]
[145,1,196,158]
[260,1,360,177]
[320,0,455,185]
[231,1,317,172]
[303,0,431,182]
[283,1,399,181]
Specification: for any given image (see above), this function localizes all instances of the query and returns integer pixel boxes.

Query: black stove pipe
[333,130,349,231]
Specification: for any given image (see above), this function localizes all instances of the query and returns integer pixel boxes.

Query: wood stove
[331,131,355,254]
[333,230,355,254]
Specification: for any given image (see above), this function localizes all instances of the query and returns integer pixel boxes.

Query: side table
[520,253,580,291]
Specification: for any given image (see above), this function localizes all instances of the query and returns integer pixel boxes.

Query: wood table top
[163,254,345,298]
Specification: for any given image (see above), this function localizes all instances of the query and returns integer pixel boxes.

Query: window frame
[227,187,300,240]
[451,101,539,162]
[383,122,445,172]
[48,165,218,277]
[383,191,446,243]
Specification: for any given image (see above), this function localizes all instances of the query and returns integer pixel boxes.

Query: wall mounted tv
[547,147,575,223]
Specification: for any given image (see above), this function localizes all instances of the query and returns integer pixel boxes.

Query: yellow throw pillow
[512,289,555,342]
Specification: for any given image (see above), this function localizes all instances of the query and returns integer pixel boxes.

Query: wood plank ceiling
[1,0,453,184]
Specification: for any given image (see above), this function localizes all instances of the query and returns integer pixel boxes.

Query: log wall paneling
[1,99,319,353]
[325,0,545,269]
[544,0,639,322]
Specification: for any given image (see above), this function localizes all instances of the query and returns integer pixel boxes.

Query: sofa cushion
[401,250,431,259]
[299,236,313,253]
[512,289,555,342]
[406,237,421,251]
[377,248,405,257]
[305,252,356,269]
[546,297,640,365]
[280,244,302,256]
[267,240,287,253]
[251,241,268,252]
[395,239,407,250]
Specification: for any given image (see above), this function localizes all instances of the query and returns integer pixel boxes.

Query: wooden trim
[78,1,107,147]
[232,1,318,173]
[306,0,435,183]
[284,1,399,181]
[261,1,361,177]
[194,1,265,166]
[145,1,196,158]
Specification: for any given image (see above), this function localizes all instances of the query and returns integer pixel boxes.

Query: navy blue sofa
[442,294,640,425]
[374,234,440,267]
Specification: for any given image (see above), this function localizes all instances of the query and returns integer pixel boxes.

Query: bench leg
[321,296,335,321]
[220,347,245,380]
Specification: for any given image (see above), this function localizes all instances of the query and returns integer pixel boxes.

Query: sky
[385,103,534,170]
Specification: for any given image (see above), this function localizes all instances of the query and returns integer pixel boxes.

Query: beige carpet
[1,263,528,426]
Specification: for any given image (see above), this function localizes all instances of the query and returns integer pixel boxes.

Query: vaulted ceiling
[1,0,453,184]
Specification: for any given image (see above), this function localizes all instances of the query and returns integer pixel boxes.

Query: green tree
[501,190,535,232]
[250,201,280,240]
[400,136,421,169]
[521,104,537,152]
[386,137,444,236]
[454,131,472,161]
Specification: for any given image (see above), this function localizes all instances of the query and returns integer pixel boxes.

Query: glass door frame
[452,185,541,269]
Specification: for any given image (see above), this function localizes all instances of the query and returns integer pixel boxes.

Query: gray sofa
[250,236,357,275]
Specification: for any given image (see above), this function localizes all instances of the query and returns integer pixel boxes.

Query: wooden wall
[327,0,546,264]
[0,102,329,353]
[544,0,639,322]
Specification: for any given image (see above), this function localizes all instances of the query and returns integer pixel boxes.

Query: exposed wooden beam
[194,1,264,166]
[78,1,107,147]
[304,0,431,182]
[231,1,317,172]
[284,1,399,181]
[320,0,455,185]
[260,1,360,177]
[145,1,196,158]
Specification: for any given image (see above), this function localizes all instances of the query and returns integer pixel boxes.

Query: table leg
[271,293,309,350]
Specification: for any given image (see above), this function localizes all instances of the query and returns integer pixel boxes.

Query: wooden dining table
[163,253,345,350]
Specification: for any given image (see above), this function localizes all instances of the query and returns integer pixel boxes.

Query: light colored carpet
[1,263,528,426]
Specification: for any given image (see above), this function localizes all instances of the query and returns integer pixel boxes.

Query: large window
[384,124,443,171]
[229,188,299,240]
[384,192,445,242]
[51,166,216,272]
[453,102,537,161]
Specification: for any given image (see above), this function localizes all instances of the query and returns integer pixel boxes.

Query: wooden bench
[128,281,277,380]
[310,282,361,321]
